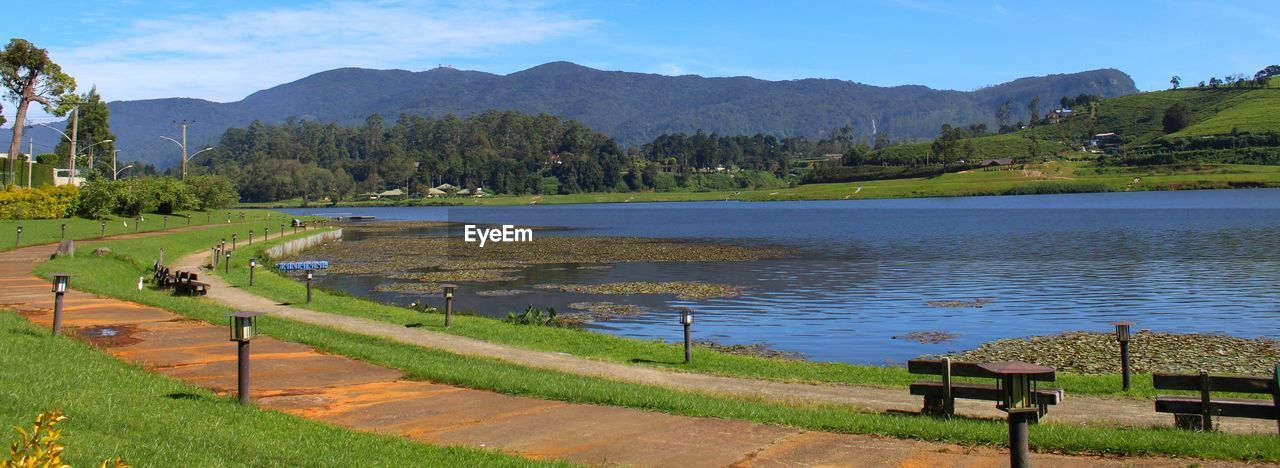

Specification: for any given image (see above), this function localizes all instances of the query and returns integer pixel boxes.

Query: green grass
[0,311,559,467]
[1174,89,1280,137]
[27,226,1280,461]
[0,209,291,252]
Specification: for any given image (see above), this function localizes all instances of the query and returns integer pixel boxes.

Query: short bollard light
[15,225,22,246]
[442,284,457,327]
[225,251,232,274]
[228,311,264,405]
[211,247,218,267]
[207,212,211,223]
[164,215,168,228]
[51,274,70,336]
[249,258,257,286]
[279,224,284,238]
[100,221,106,237]
[1114,321,1135,391]
[60,223,66,241]
[249,230,254,245]
[679,308,694,364]
[264,227,270,239]
[134,217,140,232]
[186,215,191,226]
[979,361,1054,468]
[305,269,314,303]
[232,233,238,249]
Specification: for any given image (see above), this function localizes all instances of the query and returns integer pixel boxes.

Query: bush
[77,176,206,218]
[184,175,238,209]
[506,305,559,327]
[0,185,78,220]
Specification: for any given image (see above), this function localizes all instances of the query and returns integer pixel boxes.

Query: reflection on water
[288,189,1280,365]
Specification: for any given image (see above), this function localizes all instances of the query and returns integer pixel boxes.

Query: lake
[284,189,1280,365]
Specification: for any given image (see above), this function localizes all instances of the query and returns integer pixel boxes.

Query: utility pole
[163,120,194,179]
[69,108,78,186]
[27,138,33,188]
[181,120,188,179]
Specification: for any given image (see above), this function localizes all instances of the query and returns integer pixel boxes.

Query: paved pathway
[0,244,1255,466]
[173,251,1274,434]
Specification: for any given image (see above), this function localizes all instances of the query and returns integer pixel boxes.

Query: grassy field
[0,311,559,467]
[0,209,288,252]
[28,225,1280,460]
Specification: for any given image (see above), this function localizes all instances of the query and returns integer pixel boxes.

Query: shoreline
[239,163,1280,209]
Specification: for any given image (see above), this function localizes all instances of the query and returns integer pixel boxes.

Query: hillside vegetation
[4,63,1137,169]
[864,85,1280,164]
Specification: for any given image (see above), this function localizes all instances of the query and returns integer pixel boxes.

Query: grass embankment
[0,312,558,467]
[0,209,286,252]
[31,226,1280,460]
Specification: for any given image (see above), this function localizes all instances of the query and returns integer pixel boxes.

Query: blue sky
[4,0,1277,124]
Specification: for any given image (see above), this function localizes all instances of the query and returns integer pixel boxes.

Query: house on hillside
[377,189,405,199]
[1089,133,1122,153]
[1045,108,1073,124]
[978,159,1015,170]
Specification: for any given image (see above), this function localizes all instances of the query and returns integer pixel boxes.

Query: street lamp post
[305,270,314,303]
[161,121,211,180]
[679,308,694,364]
[51,274,70,336]
[442,284,456,327]
[1114,321,1135,391]
[228,311,263,405]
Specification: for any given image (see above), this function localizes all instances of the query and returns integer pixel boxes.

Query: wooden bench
[168,271,209,296]
[908,358,1063,421]
[1154,369,1280,433]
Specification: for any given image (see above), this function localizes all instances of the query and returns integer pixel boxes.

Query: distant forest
[198,111,864,202]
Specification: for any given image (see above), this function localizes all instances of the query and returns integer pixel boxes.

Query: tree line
[198,112,866,202]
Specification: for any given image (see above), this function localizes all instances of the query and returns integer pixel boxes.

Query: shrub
[184,175,238,209]
[506,305,559,326]
[0,185,78,220]
[150,178,199,214]
[5,410,128,467]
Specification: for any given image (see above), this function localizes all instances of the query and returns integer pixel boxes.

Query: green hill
[870,84,1280,163]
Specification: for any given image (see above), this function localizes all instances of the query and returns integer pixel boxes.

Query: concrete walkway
[173,251,1275,434]
[0,244,1253,466]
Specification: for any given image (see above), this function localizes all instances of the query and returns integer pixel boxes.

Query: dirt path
[173,251,1274,434]
[1,244,1257,466]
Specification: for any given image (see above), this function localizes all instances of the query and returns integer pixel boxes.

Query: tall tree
[54,86,114,174]
[1027,97,1040,127]
[1169,75,1181,89]
[1,38,76,185]
[996,99,1012,133]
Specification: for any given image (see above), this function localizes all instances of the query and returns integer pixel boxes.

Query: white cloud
[54,0,597,103]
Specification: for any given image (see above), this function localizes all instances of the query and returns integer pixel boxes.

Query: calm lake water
[284,189,1280,365]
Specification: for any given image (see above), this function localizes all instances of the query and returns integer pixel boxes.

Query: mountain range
[4,62,1138,169]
